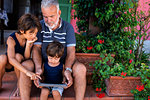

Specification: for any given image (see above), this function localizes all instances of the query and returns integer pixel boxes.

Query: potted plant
[91,0,150,97]
[92,51,150,97]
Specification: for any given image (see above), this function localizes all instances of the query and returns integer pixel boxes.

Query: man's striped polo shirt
[34,19,76,63]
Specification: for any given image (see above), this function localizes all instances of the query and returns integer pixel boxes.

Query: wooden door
[58,0,71,23]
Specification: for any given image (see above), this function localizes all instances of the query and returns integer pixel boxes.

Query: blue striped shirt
[34,19,76,63]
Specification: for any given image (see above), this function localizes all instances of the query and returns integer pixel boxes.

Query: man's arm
[64,46,75,88]
[32,44,42,75]
[65,46,75,69]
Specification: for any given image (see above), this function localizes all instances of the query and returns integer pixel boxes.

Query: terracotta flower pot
[105,76,142,96]
[76,53,115,84]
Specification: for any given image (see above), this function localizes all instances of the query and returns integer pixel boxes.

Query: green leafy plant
[73,0,150,98]
[92,51,150,98]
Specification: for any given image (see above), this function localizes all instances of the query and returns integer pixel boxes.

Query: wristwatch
[65,68,72,73]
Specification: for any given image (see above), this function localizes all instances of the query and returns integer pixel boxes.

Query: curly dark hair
[17,13,41,34]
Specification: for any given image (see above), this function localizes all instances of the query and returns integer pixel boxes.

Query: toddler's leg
[40,88,50,100]
[52,87,63,100]
[52,90,61,100]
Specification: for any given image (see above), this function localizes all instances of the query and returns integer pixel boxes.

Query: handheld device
[39,81,67,88]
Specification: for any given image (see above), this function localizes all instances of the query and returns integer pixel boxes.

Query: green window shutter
[58,0,71,23]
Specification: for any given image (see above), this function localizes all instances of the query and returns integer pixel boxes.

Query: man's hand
[64,70,73,89]
[34,69,43,88]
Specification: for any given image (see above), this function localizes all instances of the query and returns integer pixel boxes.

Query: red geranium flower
[96,88,99,91]
[129,59,132,63]
[98,40,104,44]
[136,85,144,91]
[123,73,127,76]
[121,72,124,76]
[129,50,132,54]
[87,46,93,50]
[99,88,102,91]
[96,88,102,91]
[96,93,105,98]
[121,72,127,76]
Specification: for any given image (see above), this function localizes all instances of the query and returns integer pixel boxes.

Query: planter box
[76,53,101,74]
[76,53,115,84]
[76,53,100,84]
[105,76,142,96]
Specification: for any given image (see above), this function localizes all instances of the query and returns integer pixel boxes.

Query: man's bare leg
[13,53,23,97]
[0,55,7,89]
[40,88,49,100]
[19,60,34,100]
[72,61,86,100]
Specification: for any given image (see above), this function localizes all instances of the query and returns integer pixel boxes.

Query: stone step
[0,71,134,100]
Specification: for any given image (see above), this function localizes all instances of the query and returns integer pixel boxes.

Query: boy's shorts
[46,87,64,96]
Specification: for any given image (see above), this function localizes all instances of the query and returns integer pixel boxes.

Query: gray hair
[41,0,59,13]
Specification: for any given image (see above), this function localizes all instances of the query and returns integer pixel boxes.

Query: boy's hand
[62,77,67,89]
[34,78,42,88]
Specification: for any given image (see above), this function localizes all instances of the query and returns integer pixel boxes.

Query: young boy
[40,41,65,100]
[0,13,41,96]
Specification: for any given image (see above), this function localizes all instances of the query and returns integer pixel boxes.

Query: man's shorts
[46,87,64,96]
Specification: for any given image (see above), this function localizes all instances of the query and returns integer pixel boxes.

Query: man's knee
[15,53,24,62]
[72,61,87,77]
[21,60,34,71]
[0,55,7,67]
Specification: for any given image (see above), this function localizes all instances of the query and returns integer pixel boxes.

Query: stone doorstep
[0,72,134,100]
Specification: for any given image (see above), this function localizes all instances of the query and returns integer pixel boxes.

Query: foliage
[74,0,140,64]
[73,0,150,98]
[92,52,150,98]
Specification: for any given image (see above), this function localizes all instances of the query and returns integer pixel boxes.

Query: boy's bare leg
[13,53,23,97]
[52,90,61,100]
[19,60,34,100]
[72,61,86,100]
[40,88,50,100]
[0,55,8,89]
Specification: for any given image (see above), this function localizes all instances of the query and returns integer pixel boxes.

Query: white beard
[45,17,60,30]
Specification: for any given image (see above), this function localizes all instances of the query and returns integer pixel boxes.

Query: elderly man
[32,0,86,100]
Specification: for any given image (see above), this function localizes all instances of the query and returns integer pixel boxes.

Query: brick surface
[0,70,135,100]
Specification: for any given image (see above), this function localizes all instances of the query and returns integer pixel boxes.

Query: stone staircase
[0,71,134,100]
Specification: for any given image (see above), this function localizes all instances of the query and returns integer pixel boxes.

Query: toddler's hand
[62,77,67,89]
[34,78,42,88]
